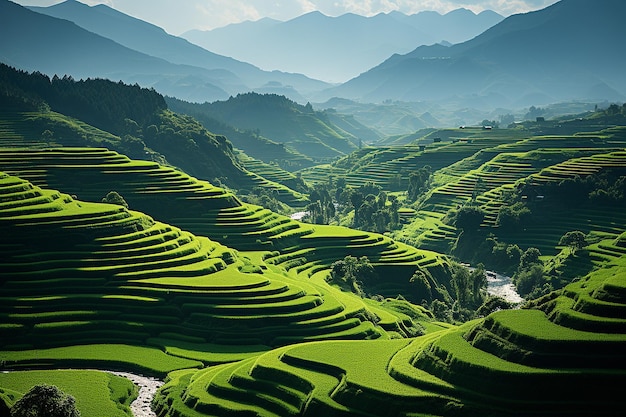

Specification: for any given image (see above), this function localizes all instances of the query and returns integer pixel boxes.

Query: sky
[14,0,560,35]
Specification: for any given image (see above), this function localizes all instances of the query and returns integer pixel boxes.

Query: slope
[0,0,246,103]
[28,0,329,101]
[0,63,308,205]
[183,9,502,82]
[169,93,364,163]
[0,147,452,305]
[0,170,433,366]
[154,255,626,416]
[326,0,626,105]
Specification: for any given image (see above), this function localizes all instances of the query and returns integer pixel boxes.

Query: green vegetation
[0,63,307,205]
[168,92,363,164]
[1,62,626,416]
[0,371,136,417]
[9,384,80,417]
[157,257,626,416]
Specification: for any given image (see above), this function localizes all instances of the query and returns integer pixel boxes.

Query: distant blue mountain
[183,9,503,83]
[0,0,236,102]
[321,0,626,107]
[0,0,328,103]
[27,0,329,102]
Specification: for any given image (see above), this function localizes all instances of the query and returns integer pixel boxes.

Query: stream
[107,371,163,417]
[485,270,524,304]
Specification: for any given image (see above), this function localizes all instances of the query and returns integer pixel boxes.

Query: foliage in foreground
[10,384,80,417]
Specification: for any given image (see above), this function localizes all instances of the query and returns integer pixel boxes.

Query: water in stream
[485,270,524,304]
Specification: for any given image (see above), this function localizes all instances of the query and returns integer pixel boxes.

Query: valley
[1,0,625,416]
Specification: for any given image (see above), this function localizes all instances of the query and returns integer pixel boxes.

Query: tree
[496,202,531,231]
[453,205,485,233]
[11,385,80,417]
[41,129,54,145]
[559,231,587,254]
[514,247,545,296]
[519,247,542,271]
[410,269,433,303]
[102,191,129,209]
[328,255,376,297]
[407,167,431,201]
[515,264,544,296]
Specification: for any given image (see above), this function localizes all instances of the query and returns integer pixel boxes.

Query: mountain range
[323,0,626,107]
[1,0,328,103]
[1,0,623,116]
[183,9,503,83]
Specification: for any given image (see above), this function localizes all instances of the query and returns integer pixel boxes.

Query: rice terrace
[1,0,626,416]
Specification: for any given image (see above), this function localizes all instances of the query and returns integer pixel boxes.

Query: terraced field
[0,148,448,294]
[0,111,308,207]
[155,249,626,416]
[0,171,436,364]
[299,128,530,188]
[393,126,626,255]
[2,111,625,416]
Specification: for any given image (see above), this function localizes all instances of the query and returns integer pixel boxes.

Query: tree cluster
[350,184,401,233]
[241,188,288,215]
[406,166,432,202]
[0,63,166,136]
[302,179,402,233]
[327,255,376,298]
[10,385,80,417]
[449,263,488,320]
[515,169,626,206]
[513,247,547,297]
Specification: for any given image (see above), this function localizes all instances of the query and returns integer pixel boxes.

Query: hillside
[0,169,439,352]
[154,257,626,416]
[166,96,315,172]
[27,0,329,102]
[183,9,502,82]
[0,63,309,205]
[0,1,327,104]
[1,108,625,416]
[298,106,626,302]
[324,0,626,106]
[168,93,369,163]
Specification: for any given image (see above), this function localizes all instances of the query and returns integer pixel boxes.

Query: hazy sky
[14,0,560,35]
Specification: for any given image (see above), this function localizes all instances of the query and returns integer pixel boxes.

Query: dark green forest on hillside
[1,63,625,417]
[168,92,363,164]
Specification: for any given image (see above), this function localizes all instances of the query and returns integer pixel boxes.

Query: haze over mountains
[324,0,626,107]
[182,9,503,83]
[2,0,327,103]
[1,0,624,116]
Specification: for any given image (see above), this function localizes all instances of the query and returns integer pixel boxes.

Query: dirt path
[107,371,163,417]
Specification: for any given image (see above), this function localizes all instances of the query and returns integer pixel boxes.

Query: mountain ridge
[183,8,503,83]
[28,0,329,101]
[322,0,626,106]
[2,0,329,104]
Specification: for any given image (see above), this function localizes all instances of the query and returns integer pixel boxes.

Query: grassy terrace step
[420,148,626,253]
[0,148,442,289]
[0,369,138,417]
[0,150,448,338]
[411,327,623,412]
[157,257,626,416]
[464,309,626,368]
[300,132,521,188]
[0,110,309,206]
[0,173,416,351]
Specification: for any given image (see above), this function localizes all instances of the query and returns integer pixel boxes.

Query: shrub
[11,385,80,417]
[101,191,129,209]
